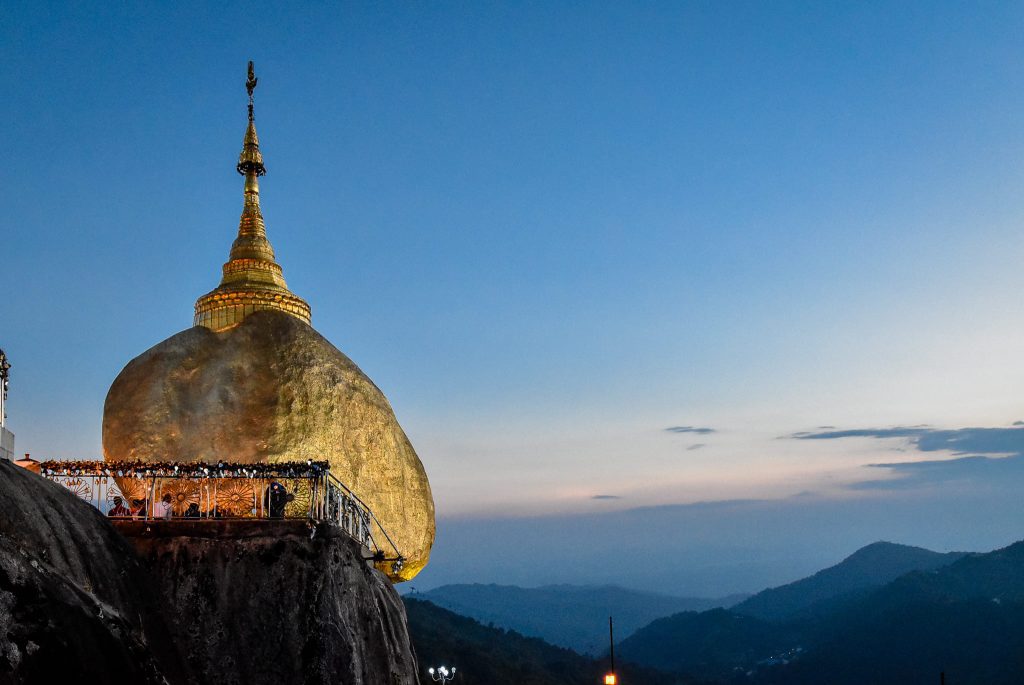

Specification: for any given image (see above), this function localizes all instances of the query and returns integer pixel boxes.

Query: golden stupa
[102,63,435,580]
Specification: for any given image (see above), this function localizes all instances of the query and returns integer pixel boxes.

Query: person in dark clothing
[183,502,201,518]
[265,481,288,518]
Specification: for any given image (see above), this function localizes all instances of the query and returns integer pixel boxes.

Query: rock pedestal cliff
[126,520,417,684]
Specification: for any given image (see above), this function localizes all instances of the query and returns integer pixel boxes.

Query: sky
[5,1,1024,595]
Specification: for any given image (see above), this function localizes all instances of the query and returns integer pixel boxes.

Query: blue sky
[6,2,1024,594]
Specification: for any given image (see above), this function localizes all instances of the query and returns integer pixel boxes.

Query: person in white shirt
[155,493,174,520]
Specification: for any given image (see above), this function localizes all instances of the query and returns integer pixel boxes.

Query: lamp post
[0,348,10,429]
[604,616,617,685]
[428,665,456,683]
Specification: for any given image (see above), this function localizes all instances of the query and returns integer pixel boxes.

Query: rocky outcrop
[126,520,418,684]
[0,462,419,684]
[0,460,186,683]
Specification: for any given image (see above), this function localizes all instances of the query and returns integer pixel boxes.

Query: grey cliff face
[0,461,419,684]
[0,460,186,683]
[128,521,418,685]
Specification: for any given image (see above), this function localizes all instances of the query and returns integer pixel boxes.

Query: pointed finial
[246,60,258,121]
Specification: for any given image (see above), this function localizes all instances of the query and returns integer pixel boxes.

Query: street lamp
[605,616,617,685]
[428,665,456,683]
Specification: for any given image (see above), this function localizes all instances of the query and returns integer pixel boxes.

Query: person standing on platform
[155,493,174,519]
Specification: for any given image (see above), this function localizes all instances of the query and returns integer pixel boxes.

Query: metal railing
[37,460,403,573]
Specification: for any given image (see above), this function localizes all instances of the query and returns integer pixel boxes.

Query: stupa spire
[194,61,311,332]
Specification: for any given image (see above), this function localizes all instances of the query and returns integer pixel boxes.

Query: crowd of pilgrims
[106,481,294,519]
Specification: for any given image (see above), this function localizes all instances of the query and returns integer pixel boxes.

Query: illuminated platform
[36,459,405,577]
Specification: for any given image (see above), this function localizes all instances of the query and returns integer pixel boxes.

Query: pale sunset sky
[5,1,1024,593]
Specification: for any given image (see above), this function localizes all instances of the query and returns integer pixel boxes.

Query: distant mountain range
[616,540,1024,684]
[415,583,747,654]
[407,539,1024,683]
[733,540,967,621]
[402,597,703,685]
[756,542,1024,684]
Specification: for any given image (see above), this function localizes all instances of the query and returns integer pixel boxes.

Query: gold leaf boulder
[102,310,435,581]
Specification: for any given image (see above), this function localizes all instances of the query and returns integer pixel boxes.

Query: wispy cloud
[791,426,930,441]
[686,443,706,451]
[848,454,1024,492]
[792,423,1024,492]
[666,426,715,435]
[792,425,1024,458]
[591,494,621,500]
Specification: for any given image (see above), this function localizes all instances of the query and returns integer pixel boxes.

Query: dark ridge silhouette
[733,540,966,621]
[616,608,792,680]
[616,540,1024,684]
[757,541,1024,684]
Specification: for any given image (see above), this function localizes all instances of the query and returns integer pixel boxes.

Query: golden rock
[101,63,434,580]
[102,311,435,580]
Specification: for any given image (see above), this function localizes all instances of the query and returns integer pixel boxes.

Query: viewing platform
[33,459,405,577]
